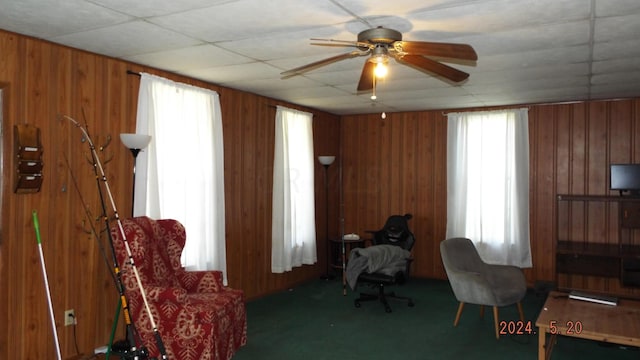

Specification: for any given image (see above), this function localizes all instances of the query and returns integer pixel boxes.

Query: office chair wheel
[408,300,415,307]
[354,300,361,308]
[385,306,392,313]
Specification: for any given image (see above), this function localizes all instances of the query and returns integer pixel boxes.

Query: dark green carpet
[233,278,638,359]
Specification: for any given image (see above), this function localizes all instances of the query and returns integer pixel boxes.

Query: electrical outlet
[64,309,75,326]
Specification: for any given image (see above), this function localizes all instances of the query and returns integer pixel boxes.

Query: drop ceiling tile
[595,14,640,42]
[462,21,591,56]
[373,86,471,102]
[181,62,282,84]
[217,26,357,61]
[306,99,381,115]
[475,45,590,72]
[497,89,588,103]
[335,0,481,20]
[230,76,323,94]
[595,0,640,17]
[470,63,590,84]
[89,0,231,17]
[384,95,484,111]
[49,20,202,57]
[374,76,462,93]
[0,0,131,38]
[592,57,640,74]
[300,92,373,107]
[591,83,640,99]
[406,0,590,36]
[593,38,640,60]
[266,86,352,101]
[302,69,366,87]
[466,75,589,95]
[124,44,253,72]
[591,71,640,85]
[149,0,353,43]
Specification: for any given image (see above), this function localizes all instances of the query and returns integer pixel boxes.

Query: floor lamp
[120,133,152,218]
[318,155,335,280]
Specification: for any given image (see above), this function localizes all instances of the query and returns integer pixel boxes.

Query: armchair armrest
[176,270,224,293]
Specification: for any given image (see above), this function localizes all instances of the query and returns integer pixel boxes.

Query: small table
[329,237,367,271]
[535,291,640,360]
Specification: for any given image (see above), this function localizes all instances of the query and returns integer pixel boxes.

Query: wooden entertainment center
[556,195,640,294]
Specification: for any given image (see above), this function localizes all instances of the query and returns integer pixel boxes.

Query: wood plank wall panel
[0,30,339,359]
[340,111,447,278]
[340,100,640,298]
[529,105,557,283]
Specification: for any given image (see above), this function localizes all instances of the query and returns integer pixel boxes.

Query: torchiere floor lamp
[120,133,152,217]
[318,155,335,280]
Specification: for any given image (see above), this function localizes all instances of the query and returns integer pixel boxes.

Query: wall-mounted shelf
[14,124,43,193]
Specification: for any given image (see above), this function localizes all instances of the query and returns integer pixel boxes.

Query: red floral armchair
[110,216,247,360]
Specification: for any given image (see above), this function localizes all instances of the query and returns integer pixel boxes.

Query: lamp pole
[318,156,335,280]
[128,148,141,218]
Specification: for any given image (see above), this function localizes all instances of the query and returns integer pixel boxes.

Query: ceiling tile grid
[1,0,639,114]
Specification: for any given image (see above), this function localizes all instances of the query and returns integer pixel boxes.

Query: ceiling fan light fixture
[374,62,388,78]
[370,44,389,63]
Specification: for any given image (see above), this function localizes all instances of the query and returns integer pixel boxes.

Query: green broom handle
[33,210,63,360]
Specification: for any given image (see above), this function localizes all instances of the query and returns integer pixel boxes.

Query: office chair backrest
[373,213,415,251]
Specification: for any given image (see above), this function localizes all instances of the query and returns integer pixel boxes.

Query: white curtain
[446,108,532,268]
[135,73,228,282]
[272,106,317,273]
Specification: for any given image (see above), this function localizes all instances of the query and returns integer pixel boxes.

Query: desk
[329,237,367,271]
[535,291,640,360]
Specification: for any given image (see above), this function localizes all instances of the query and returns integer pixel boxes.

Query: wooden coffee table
[535,291,640,360]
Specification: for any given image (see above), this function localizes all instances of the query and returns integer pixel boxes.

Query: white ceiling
[1,0,639,115]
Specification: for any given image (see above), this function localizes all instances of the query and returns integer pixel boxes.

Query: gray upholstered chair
[440,237,526,339]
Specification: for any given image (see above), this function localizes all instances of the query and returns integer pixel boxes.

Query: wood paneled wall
[2,28,640,359]
[0,30,339,359]
[339,111,447,278]
[340,101,640,295]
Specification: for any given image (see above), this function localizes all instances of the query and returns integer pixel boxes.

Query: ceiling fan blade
[396,41,477,61]
[397,54,470,82]
[310,43,360,48]
[357,61,375,91]
[281,50,368,78]
[311,38,372,48]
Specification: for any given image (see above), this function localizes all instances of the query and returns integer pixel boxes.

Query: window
[271,106,317,273]
[446,108,531,267]
[135,73,228,282]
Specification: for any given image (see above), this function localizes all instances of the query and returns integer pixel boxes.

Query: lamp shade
[318,156,335,166]
[120,133,151,150]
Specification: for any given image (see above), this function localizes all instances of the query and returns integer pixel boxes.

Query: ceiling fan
[281,26,478,92]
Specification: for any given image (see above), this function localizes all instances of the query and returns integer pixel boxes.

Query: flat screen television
[610,164,640,197]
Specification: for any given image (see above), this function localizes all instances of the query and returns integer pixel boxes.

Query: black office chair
[353,213,416,313]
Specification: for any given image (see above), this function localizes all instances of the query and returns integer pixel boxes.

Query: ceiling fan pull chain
[371,74,377,100]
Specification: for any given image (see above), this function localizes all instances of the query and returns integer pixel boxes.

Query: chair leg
[454,302,465,326]
[493,306,500,339]
[516,301,524,322]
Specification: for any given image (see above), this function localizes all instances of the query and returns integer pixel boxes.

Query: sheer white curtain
[135,73,228,282]
[446,108,532,268]
[271,106,317,273]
